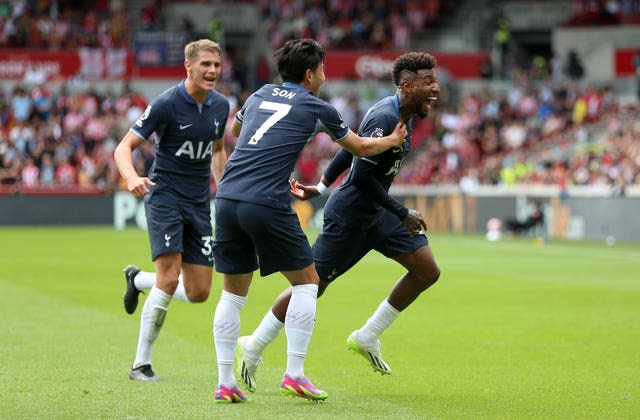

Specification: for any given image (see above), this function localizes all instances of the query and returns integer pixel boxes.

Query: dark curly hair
[391,52,437,86]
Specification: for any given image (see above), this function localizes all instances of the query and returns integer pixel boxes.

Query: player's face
[308,63,326,96]
[186,50,222,93]
[407,69,439,119]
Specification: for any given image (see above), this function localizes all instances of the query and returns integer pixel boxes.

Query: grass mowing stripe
[0,281,216,419]
[1,227,638,419]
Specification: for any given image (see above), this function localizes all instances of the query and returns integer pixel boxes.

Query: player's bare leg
[122,262,211,314]
[180,262,213,303]
[388,244,440,310]
[349,244,440,374]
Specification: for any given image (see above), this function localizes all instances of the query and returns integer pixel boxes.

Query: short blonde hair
[184,39,221,62]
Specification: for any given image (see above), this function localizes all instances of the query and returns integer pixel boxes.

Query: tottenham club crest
[372,127,384,138]
[337,113,347,129]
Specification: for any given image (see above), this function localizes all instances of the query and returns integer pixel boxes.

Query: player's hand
[126,175,156,199]
[290,179,320,201]
[390,122,407,147]
[402,209,427,237]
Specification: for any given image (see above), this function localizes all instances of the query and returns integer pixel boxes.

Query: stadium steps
[410,0,495,52]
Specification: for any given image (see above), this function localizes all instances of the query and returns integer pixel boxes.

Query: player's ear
[304,68,314,83]
[400,78,412,93]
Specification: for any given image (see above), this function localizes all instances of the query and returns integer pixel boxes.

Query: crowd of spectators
[0,0,130,50]
[1,1,638,196]
[1,65,639,196]
[0,81,148,192]
[258,0,456,52]
[403,76,639,193]
[566,0,640,26]
[291,68,640,194]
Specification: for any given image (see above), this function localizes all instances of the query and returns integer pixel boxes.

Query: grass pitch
[1,227,638,419]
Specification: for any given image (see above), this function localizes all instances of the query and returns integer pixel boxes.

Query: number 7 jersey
[216,82,350,209]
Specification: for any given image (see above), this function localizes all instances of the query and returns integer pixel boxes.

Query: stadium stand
[0,0,638,195]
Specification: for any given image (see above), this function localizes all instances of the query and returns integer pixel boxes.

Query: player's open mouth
[425,97,438,109]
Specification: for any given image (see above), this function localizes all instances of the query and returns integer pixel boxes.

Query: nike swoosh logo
[179,124,192,130]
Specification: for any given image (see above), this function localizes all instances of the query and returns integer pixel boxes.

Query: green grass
[1,227,638,419]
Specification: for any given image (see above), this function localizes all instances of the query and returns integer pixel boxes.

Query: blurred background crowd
[0,0,639,195]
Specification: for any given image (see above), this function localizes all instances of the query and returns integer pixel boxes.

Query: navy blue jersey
[216,82,350,209]
[328,95,412,219]
[130,81,229,203]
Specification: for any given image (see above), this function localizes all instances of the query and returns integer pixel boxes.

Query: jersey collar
[282,82,309,91]
[392,94,400,114]
[393,93,413,128]
[178,80,215,106]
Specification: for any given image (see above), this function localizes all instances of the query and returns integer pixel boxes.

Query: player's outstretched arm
[114,131,156,198]
[289,148,353,200]
[338,122,406,157]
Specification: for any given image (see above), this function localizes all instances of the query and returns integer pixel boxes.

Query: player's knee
[430,267,441,285]
[186,285,211,303]
[426,266,441,287]
[187,289,210,303]
[159,276,180,292]
[415,266,440,290]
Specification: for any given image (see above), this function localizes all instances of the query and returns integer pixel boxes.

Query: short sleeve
[130,100,165,140]
[318,102,350,141]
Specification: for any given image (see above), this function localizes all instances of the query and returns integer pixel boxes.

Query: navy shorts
[144,198,214,266]
[213,198,313,276]
[313,208,428,282]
